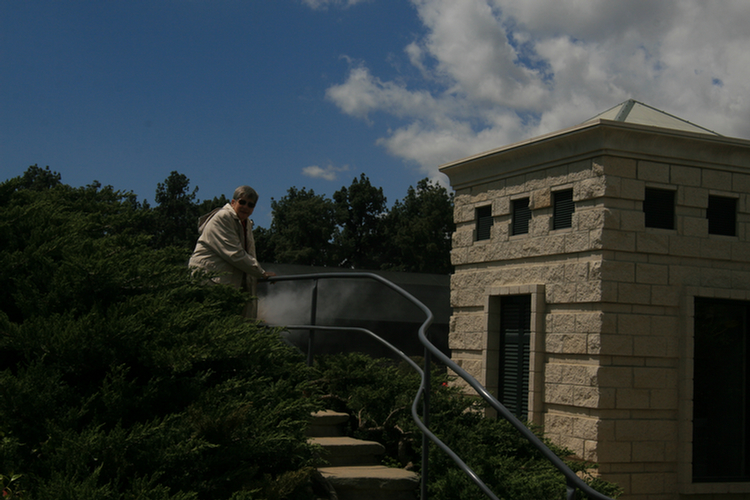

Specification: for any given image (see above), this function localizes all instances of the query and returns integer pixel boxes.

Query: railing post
[308,279,318,367]
[566,481,576,500]
[422,344,431,500]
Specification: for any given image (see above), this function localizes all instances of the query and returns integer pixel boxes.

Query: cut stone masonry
[440,102,750,500]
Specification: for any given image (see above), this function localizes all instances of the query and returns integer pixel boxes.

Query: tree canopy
[258,174,454,274]
[14,165,455,274]
[256,187,337,267]
[151,170,200,249]
[381,178,455,273]
[332,173,388,269]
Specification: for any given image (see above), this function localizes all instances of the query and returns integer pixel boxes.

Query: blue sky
[3,0,749,227]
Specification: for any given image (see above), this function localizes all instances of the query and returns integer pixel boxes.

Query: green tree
[258,187,337,266]
[197,194,230,216]
[19,164,62,191]
[0,167,321,499]
[333,174,387,269]
[381,178,455,274]
[254,224,274,263]
[254,175,455,273]
[151,170,200,249]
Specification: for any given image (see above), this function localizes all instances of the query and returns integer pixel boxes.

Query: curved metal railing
[264,272,614,500]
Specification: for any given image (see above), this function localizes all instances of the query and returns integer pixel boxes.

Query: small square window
[552,189,574,230]
[512,198,531,235]
[475,205,493,241]
[644,188,675,229]
[707,196,737,236]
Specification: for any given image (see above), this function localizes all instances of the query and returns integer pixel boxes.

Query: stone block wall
[450,155,611,460]
[448,151,750,500]
[593,156,750,499]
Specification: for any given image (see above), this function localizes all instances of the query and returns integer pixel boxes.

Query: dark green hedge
[0,170,320,499]
[311,353,622,500]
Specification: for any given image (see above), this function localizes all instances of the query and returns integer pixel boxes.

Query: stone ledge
[319,465,419,500]
[310,436,385,467]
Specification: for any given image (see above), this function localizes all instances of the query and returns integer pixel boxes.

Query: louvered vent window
[553,189,574,230]
[475,205,493,241]
[512,198,531,235]
[499,295,531,420]
[707,195,737,236]
[644,188,675,229]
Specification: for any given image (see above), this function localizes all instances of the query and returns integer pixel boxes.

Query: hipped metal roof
[582,99,721,136]
[438,99,750,187]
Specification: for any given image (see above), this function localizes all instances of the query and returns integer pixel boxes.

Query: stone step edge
[310,410,350,425]
[318,465,419,490]
[309,436,385,454]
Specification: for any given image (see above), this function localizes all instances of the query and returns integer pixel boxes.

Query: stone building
[439,100,750,500]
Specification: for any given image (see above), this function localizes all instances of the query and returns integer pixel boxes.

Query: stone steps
[308,410,419,500]
[307,409,349,437]
[309,436,385,467]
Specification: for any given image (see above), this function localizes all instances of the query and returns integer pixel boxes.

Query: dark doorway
[693,297,750,482]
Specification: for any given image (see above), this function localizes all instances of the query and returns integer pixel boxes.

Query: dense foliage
[312,353,622,500]
[331,173,388,270]
[255,174,455,274]
[381,179,455,274]
[16,165,456,274]
[0,167,320,499]
[255,187,337,267]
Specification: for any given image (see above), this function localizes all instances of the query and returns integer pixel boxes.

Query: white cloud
[325,0,750,180]
[302,164,350,181]
[325,64,452,123]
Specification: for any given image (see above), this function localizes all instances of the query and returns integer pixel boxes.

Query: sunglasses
[236,199,256,208]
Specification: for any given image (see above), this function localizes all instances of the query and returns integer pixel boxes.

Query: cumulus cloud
[325,0,750,180]
[302,164,350,181]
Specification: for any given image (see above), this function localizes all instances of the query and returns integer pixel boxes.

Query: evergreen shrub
[311,353,622,500]
[0,170,320,499]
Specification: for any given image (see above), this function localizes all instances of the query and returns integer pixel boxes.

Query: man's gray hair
[233,185,258,202]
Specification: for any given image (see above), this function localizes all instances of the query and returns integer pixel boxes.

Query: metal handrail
[264,272,614,500]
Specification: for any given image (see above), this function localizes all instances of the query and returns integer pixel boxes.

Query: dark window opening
[499,295,531,420]
[553,189,574,230]
[693,297,750,482]
[475,205,493,241]
[512,198,531,235]
[707,195,737,236]
[644,188,675,229]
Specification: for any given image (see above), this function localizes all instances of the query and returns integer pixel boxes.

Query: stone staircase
[308,410,420,500]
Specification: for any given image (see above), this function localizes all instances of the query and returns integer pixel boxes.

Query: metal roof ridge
[613,99,636,122]
[586,99,721,136]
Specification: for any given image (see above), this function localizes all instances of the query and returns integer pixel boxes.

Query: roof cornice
[439,119,750,190]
